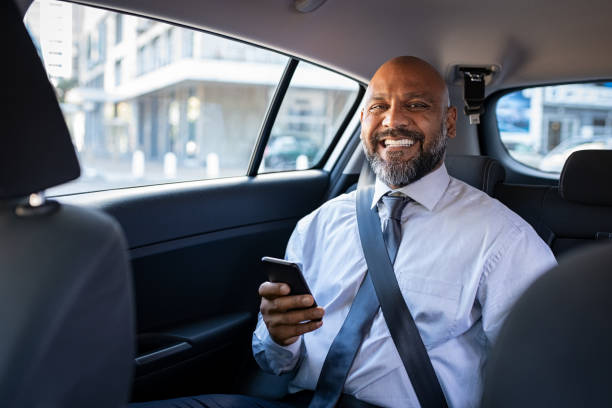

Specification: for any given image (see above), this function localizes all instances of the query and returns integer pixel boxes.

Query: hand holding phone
[258,256,324,346]
[261,256,317,305]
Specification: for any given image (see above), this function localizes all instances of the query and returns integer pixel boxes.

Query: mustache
[373,128,425,143]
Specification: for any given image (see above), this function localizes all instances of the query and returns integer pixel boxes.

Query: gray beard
[364,127,448,187]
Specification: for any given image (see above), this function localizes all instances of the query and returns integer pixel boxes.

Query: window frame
[482,79,612,185]
[247,59,364,176]
[31,0,365,195]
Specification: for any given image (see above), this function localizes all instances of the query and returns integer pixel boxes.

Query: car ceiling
[17,0,612,93]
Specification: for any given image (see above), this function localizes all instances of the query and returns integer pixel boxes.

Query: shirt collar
[371,163,450,211]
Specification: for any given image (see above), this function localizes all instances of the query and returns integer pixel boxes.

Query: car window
[259,62,360,172]
[23,1,359,195]
[496,82,612,173]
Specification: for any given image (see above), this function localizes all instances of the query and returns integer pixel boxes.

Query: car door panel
[59,170,329,401]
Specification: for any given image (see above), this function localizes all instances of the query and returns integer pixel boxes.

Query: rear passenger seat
[496,150,612,258]
[354,151,612,259]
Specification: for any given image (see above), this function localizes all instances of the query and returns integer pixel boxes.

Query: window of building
[115,14,122,44]
[85,74,104,89]
[114,59,122,86]
[97,19,106,63]
[144,42,153,73]
[152,36,161,69]
[23,1,360,195]
[137,46,144,76]
[164,29,173,65]
[86,34,92,62]
[496,82,612,173]
[182,31,193,58]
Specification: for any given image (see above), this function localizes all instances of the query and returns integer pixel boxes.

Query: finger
[280,336,301,346]
[266,306,324,327]
[259,281,290,298]
[272,320,324,345]
[260,294,303,316]
[268,294,315,312]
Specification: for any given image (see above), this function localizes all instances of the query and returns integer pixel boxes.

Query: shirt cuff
[264,334,303,354]
[252,324,304,375]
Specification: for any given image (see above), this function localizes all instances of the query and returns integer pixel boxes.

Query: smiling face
[360,56,457,188]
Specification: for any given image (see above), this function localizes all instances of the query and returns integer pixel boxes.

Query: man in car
[252,56,556,407]
[133,56,556,407]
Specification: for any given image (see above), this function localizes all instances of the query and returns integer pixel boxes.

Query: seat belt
[356,186,448,408]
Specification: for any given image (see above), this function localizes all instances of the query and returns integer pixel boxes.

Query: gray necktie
[381,193,408,263]
[309,193,408,408]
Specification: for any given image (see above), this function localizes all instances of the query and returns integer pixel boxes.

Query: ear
[445,106,457,139]
[359,109,364,138]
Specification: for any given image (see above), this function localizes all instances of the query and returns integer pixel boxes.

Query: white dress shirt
[253,164,556,407]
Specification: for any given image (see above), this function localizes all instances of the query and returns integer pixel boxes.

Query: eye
[405,102,429,110]
[368,104,387,112]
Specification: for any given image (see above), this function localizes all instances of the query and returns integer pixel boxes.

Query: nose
[382,104,409,128]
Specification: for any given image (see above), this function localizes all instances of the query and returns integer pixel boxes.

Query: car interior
[2,3,134,406]
[4,0,612,406]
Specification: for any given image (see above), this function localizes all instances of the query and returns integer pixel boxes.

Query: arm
[252,283,322,375]
[252,222,324,375]
[478,223,557,346]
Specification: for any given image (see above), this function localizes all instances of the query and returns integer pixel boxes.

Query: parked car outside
[263,134,320,171]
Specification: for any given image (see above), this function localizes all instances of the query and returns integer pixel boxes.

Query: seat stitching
[484,160,492,193]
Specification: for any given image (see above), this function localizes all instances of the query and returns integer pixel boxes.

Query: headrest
[357,154,505,196]
[482,242,612,407]
[1,0,80,200]
[445,155,505,196]
[559,150,612,205]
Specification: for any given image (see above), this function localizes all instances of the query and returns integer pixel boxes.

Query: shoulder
[287,190,358,261]
[442,177,537,239]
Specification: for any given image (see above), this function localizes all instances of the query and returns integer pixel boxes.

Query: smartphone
[261,256,317,307]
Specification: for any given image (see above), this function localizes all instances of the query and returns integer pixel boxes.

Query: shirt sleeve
[478,222,557,346]
[251,222,307,375]
[252,318,305,375]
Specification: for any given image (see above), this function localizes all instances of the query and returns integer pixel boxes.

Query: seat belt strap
[356,186,448,408]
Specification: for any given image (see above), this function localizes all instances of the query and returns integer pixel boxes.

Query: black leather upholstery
[495,184,612,256]
[0,2,135,407]
[559,150,612,205]
[355,154,506,196]
[496,150,612,257]
[1,0,79,199]
[445,155,505,196]
[482,242,612,407]
[0,203,135,407]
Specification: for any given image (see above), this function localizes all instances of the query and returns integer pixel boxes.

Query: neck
[388,159,444,190]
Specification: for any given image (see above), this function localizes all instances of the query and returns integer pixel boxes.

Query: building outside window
[115,14,122,44]
[114,59,122,86]
[23,1,359,195]
[182,30,193,58]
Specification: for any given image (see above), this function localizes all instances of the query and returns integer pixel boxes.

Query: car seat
[481,241,612,407]
[0,1,135,407]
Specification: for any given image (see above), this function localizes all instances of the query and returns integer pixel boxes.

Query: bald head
[365,56,450,108]
[359,55,457,188]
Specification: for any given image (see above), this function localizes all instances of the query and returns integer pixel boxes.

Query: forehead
[365,63,445,103]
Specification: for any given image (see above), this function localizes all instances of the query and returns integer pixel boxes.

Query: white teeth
[384,139,415,147]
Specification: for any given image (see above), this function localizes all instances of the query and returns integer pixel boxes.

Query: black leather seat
[0,2,135,407]
[495,150,612,257]
[481,241,612,407]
